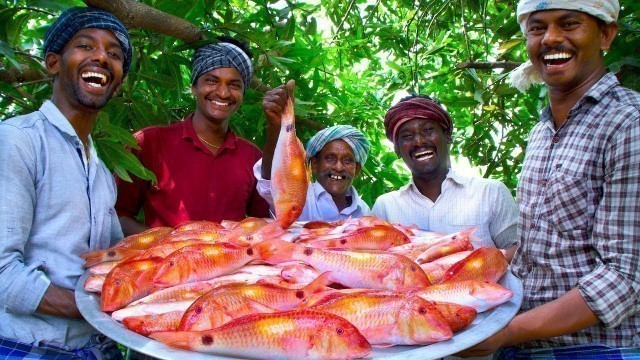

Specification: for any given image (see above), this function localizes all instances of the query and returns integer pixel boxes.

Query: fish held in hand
[271,93,308,229]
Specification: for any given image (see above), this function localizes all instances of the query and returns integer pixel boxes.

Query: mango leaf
[95,138,157,184]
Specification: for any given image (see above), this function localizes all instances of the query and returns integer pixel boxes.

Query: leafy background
[1,0,639,206]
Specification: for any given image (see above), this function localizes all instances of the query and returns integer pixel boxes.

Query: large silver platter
[76,269,522,360]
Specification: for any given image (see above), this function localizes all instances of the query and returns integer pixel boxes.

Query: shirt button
[552,135,560,144]
[209,192,215,197]
[541,180,547,187]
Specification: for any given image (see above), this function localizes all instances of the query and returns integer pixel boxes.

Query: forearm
[36,284,82,319]
[261,123,280,179]
[119,216,149,236]
[504,287,599,346]
[502,245,517,263]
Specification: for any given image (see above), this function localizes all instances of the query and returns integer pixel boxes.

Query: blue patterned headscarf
[306,125,370,165]
[191,42,254,91]
[43,7,132,74]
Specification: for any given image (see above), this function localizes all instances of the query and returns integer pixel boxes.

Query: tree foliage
[1,0,639,205]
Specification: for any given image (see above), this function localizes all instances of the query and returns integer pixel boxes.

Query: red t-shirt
[115,114,270,227]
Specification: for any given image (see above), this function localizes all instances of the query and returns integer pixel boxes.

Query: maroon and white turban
[383,97,452,144]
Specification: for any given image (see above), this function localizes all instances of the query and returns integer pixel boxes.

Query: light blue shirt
[254,159,370,222]
[0,101,123,349]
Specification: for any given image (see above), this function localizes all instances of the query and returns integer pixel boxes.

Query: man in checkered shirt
[458,0,640,358]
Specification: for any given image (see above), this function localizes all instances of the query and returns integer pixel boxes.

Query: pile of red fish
[82,216,514,359]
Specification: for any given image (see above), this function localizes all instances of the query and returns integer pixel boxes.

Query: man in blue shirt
[0,7,131,359]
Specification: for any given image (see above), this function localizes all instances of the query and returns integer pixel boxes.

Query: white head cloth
[509,0,620,92]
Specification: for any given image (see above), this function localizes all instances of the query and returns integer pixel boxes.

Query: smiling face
[311,139,361,200]
[192,67,244,125]
[525,10,617,92]
[395,118,450,180]
[47,28,125,110]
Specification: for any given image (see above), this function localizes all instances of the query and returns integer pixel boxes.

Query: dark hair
[398,93,441,105]
[216,35,253,60]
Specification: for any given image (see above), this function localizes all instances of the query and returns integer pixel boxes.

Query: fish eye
[169,261,174,267]
[336,328,344,335]
[419,307,427,314]
[114,280,121,286]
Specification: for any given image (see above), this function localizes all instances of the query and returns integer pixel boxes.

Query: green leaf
[96,138,157,184]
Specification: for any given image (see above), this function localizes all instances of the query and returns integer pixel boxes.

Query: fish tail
[149,331,204,350]
[255,238,298,264]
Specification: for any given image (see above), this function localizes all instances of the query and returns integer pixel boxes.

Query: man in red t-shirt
[115,36,269,235]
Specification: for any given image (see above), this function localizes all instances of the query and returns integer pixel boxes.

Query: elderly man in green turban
[256,81,371,221]
[458,0,640,358]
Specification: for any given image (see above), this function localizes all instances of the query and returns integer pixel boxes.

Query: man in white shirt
[372,95,518,259]
[255,81,370,222]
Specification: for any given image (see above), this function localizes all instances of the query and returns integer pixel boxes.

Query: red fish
[440,247,508,283]
[271,93,308,229]
[150,310,371,359]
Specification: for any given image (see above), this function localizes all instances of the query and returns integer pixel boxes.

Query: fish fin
[255,238,299,264]
[281,336,312,357]
[373,344,395,348]
[149,331,204,350]
[245,298,276,314]
[302,272,333,293]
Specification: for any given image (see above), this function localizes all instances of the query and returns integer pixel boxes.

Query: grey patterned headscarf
[190,42,254,91]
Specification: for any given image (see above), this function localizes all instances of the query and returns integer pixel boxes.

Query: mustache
[318,170,353,180]
[410,145,435,156]
[79,62,113,77]
[540,45,573,57]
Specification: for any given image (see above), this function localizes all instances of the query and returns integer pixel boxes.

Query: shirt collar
[406,168,466,194]
[312,182,364,213]
[40,100,81,141]
[539,72,619,127]
[182,113,238,152]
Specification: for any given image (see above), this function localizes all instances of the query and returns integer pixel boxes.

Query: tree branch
[0,67,48,84]
[456,61,521,70]
[83,0,204,43]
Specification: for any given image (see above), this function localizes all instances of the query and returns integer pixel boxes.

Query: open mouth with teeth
[413,149,435,161]
[81,71,108,88]
[328,174,346,181]
[208,99,232,107]
[543,52,573,66]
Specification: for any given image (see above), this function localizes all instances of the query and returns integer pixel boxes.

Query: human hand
[262,79,295,127]
[454,327,510,358]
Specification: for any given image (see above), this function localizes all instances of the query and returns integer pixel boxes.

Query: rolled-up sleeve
[579,114,640,328]
[253,158,275,208]
[490,182,518,249]
[0,125,51,315]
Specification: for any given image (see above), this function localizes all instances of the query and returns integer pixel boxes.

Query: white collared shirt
[372,169,517,248]
[253,159,370,222]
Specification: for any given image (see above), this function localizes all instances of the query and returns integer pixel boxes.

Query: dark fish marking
[201,334,213,345]
[304,248,313,256]
[247,248,254,256]
[295,290,304,299]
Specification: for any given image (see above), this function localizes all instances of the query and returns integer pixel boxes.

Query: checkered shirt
[511,73,640,348]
